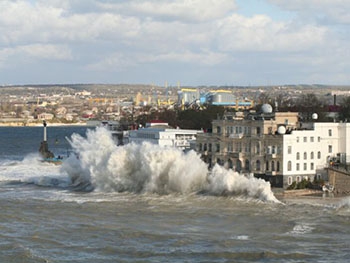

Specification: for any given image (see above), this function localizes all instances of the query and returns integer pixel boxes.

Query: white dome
[261,104,273,114]
[277,126,286,134]
[312,113,318,120]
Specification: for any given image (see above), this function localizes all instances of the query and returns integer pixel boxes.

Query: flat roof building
[129,121,202,151]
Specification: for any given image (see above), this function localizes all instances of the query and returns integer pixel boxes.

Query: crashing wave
[62,127,280,203]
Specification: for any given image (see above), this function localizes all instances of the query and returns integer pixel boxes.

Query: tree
[296,93,327,121]
[338,96,350,122]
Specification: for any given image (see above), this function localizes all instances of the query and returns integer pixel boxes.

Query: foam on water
[62,127,280,202]
[0,153,70,188]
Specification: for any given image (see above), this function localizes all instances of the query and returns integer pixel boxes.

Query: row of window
[295,151,321,160]
[222,159,279,172]
[288,147,333,158]
[287,161,314,171]
[198,143,221,152]
[295,129,333,143]
[224,126,257,135]
[296,136,320,143]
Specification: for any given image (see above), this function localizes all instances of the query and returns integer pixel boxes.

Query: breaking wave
[62,127,279,203]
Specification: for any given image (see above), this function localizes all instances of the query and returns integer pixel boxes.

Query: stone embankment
[328,167,350,195]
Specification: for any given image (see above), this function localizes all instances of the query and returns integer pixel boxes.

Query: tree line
[133,93,350,130]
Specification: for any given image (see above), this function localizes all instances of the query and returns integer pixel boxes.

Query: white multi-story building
[196,105,350,188]
[128,121,202,151]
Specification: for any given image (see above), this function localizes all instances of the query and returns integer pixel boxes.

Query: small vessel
[39,121,63,165]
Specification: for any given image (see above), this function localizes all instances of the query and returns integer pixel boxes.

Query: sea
[0,126,349,263]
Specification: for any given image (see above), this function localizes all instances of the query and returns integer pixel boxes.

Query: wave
[62,127,280,203]
[0,153,71,188]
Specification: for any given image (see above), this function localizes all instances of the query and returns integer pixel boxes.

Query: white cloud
[0,44,72,68]
[268,0,350,24]
[18,44,73,60]
[216,14,328,52]
[0,0,349,85]
[98,0,237,22]
[87,49,227,72]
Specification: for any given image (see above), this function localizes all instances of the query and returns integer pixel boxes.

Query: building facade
[128,121,202,151]
[196,106,350,188]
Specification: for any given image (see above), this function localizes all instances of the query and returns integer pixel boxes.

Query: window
[216,143,220,153]
[296,137,300,143]
[217,126,221,134]
[296,176,301,183]
[256,160,261,171]
[208,143,212,152]
[304,152,307,160]
[266,161,269,171]
[277,161,280,172]
[271,161,275,171]
[245,143,250,153]
[318,136,321,142]
[296,152,300,160]
[310,163,314,170]
[296,163,300,171]
[288,146,292,154]
[328,129,332,136]
[256,127,261,135]
[272,146,276,154]
[199,143,202,151]
[287,161,292,171]
[303,137,307,142]
[256,143,260,154]
[304,163,307,170]
[318,151,321,159]
[311,152,314,159]
[328,145,333,153]
[277,146,282,154]
[245,160,250,171]
[310,136,314,142]
[288,176,293,185]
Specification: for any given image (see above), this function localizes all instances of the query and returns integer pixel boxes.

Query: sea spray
[63,127,279,202]
[207,165,279,202]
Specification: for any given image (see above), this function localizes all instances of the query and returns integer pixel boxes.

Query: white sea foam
[288,223,315,235]
[0,153,70,187]
[62,127,280,203]
[336,196,350,211]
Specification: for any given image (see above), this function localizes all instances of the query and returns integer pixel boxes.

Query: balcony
[228,133,244,139]
[266,153,278,159]
[228,152,244,158]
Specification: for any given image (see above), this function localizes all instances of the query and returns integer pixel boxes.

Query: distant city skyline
[1,0,350,87]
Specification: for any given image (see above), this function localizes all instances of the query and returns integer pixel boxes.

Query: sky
[0,0,350,87]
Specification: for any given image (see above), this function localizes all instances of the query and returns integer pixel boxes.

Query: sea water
[0,126,349,262]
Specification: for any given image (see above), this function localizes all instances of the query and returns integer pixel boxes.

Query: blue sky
[0,0,350,87]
